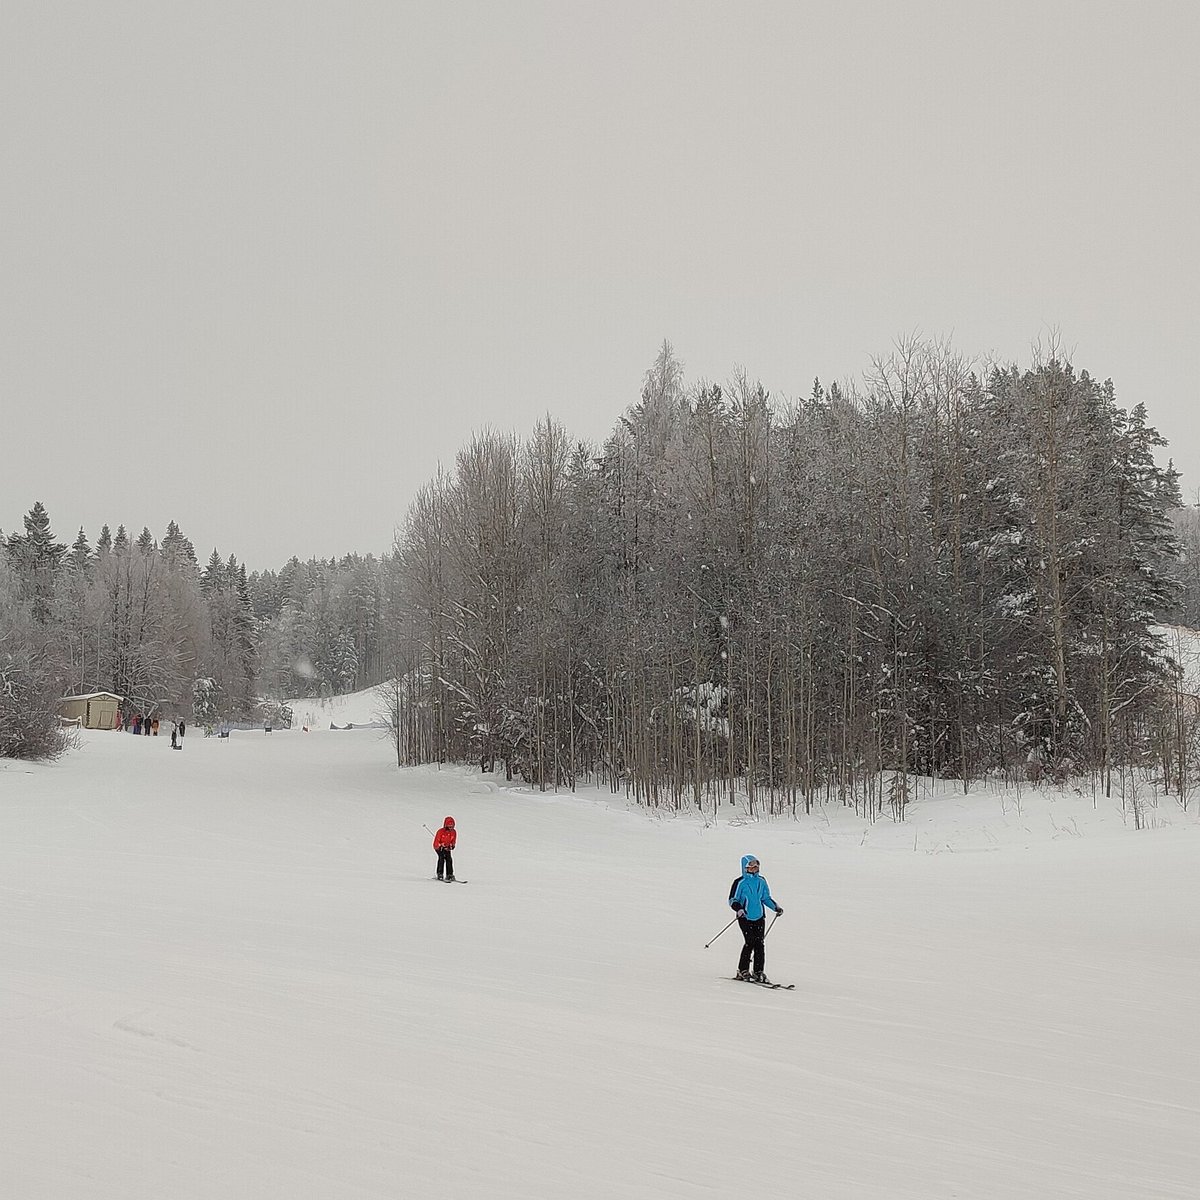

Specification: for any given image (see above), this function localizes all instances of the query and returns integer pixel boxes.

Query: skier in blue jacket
[728,854,783,983]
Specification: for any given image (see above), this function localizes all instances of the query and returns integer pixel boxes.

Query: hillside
[2,726,1197,1198]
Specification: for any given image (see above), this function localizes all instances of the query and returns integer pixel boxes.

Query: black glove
[735,908,746,919]
[773,905,784,916]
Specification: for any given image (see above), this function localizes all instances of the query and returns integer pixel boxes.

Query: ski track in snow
[2,727,1199,1199]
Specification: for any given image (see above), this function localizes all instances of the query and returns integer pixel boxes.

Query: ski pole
[704,916,739,948]
[763,911,781,940]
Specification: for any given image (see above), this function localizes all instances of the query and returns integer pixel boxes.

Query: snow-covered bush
[192,676,219,725]
[252,698,293,729]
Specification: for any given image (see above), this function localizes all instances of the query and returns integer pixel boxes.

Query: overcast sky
[3,2,1197,569]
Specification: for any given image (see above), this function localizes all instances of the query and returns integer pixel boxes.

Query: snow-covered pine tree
[68,528,92,574]
[161,520,197,567]
[5,501,67,624]
[0,553,67,759]
[196,550,254,718]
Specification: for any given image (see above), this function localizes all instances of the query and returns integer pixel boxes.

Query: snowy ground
[286,688,390,731]
[2,726,1198,1199]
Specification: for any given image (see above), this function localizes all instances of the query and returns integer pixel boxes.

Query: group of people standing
[119,713,186,749]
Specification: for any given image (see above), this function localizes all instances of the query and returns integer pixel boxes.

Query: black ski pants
[737,916,766,974]
[436,847,454,880]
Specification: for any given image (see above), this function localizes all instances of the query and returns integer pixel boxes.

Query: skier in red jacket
[433,817,457,881]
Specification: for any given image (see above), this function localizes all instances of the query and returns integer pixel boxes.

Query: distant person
[433,817,457,881]
[143,716,151,736]
[728,854,783,983]
[151,717,160,736]
[133,715,142,735]
[178,719,186,743]
[170,721,179,750]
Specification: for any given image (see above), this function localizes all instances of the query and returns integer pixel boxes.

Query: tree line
[0,510,392,755]
[3,338,1198,815]
[386,339,1194,814]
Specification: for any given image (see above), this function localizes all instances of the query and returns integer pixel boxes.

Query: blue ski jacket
[728,854,780,921]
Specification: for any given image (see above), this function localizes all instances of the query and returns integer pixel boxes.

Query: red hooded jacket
[433,818,456,850]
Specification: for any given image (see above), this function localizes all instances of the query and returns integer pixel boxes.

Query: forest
[5,340,1200,815]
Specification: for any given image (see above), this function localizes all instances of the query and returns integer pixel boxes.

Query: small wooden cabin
[58,692,123,730]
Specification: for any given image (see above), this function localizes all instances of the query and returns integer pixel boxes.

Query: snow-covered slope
[285,683,391,730]
[2,730,1197,1199]
[1157,623,1200,697]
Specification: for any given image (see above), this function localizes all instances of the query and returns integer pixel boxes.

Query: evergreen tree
[0,553,67,759]
[69,528,92,574]
[201,549,225,594]
[5,501,67,623]
[197,551,255,717]
[161,520,197,567]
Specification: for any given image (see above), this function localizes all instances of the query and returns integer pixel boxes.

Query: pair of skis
[433,877,469,884]
[729,976,794,990]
